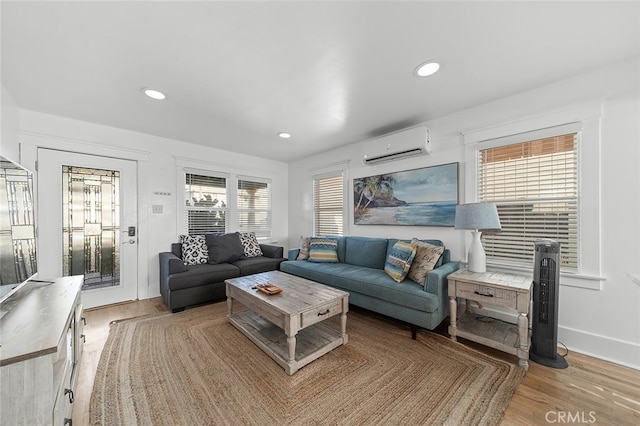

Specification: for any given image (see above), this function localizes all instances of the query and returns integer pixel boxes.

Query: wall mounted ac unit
[363,126,431,165]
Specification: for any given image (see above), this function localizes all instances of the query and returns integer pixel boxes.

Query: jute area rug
[90,302,525,425]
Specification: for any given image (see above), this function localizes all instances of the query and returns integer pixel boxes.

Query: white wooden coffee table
[225,270,349,375]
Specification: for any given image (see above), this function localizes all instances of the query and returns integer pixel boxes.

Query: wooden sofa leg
[411,324,417,340]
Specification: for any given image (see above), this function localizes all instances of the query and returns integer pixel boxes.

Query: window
[313,174,344,236]
[185,173,227,235]
[478,132,579,271]
[237,177,271,238]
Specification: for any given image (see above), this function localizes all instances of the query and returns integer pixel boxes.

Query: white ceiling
[2,1,639,162]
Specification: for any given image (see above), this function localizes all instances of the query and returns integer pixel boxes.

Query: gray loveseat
[159,232,286,312]
[280,236,459,338]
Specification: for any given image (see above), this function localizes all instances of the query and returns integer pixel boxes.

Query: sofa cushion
[167,263,240,291]
[280,261,440,313]
[308,238,339,263]
[407,238,445,285]
[206,232,245,264]
[239,232,263,258]
[180,234,209,265]
[384,241,417,282]
[344,236,388,269]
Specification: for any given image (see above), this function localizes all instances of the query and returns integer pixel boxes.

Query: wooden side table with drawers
[447,269,532,370]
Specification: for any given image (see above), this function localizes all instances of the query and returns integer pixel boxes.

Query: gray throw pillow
[206,232,245,264]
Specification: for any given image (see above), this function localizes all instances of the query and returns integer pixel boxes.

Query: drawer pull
[65,388,74,403]
[317,309,331,316]
[474,291,494,298]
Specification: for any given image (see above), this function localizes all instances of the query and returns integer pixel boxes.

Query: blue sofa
[280,236,459,338]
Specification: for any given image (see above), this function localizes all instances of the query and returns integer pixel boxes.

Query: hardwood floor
[73,298,640,425]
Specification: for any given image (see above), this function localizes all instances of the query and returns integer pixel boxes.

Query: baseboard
[465,304,640,370]
[558,325,640,370]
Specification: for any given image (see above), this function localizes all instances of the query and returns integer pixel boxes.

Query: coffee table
[225,271,349,375]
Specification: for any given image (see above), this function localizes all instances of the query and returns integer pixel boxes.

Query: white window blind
[237,178,271,238]
[478,132,579,270]
[185,173,227,235]
[314,174,344,236]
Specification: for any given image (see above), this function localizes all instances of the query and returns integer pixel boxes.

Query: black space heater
[530,239,568,369]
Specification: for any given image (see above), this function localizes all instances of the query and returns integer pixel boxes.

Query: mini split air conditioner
[363,126,431,165]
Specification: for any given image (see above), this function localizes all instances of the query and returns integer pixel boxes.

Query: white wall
[287,58,640,369]
[11,109,288,302]
[1,83,20,162]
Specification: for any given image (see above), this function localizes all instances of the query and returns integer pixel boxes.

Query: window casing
[313,174,344,236]
[478,132,579,271]
[184,172,272,237]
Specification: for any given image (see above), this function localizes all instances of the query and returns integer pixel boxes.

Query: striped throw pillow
[308,238,339,263]
[384,241,417,282]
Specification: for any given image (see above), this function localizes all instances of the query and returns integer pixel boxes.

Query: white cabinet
[1,276,84,425]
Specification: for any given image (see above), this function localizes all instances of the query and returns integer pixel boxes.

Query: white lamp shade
[454,203,502,231]
[455,203,501,273]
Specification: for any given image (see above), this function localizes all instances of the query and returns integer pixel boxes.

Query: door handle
[122,239,136,245]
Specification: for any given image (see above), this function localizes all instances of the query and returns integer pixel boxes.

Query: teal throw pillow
[384,241,417,282]
[308,238,339,263]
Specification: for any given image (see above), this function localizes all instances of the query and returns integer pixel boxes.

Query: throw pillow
[384,241,417,283]
[239,232,263,258]
[407,238,445,285]
[308,238,339,263]
[179,234,209,265]
[206,232,245,264]
[297,236,311,260]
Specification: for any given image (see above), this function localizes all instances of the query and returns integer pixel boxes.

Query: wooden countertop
[0,276,82,366]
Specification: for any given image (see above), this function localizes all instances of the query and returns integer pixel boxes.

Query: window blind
[185,173,227,235]
[237,178,271,238]
[478,133,579,270]
[314,174,344,236]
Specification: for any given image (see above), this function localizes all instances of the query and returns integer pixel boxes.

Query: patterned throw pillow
[384,241,417,283]
[180,234,209,265]
[308,238,339,263]
[297,236,311,260]
[407,238,445,285]
[239,232,263,258]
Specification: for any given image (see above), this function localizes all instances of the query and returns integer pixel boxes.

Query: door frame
[20,136,151,304]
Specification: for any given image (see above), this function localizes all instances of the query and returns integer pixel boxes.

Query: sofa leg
[411,324,417,340]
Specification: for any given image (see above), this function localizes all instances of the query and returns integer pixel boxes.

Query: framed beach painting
[353,162,459,226]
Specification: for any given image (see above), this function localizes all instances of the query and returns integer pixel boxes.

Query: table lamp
[454,203,502,273]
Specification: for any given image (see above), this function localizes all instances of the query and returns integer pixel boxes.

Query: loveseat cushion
[167,263,240,291]
[280,261,440,313]
[344,236,388,269]
[206,232,245,264]
[233,256,285,275]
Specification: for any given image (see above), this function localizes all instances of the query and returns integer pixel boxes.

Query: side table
[447,269,532,370]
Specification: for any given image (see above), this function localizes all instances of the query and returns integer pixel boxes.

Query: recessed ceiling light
[414,61,440,77]
[278,132,292,139]
[143,88,167,100]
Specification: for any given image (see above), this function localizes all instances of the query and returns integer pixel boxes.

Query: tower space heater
[530,239,568,369]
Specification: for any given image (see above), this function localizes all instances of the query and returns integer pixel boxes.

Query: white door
[37,149,138,308]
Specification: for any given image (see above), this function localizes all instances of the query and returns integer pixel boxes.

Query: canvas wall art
[353,162,458,226]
